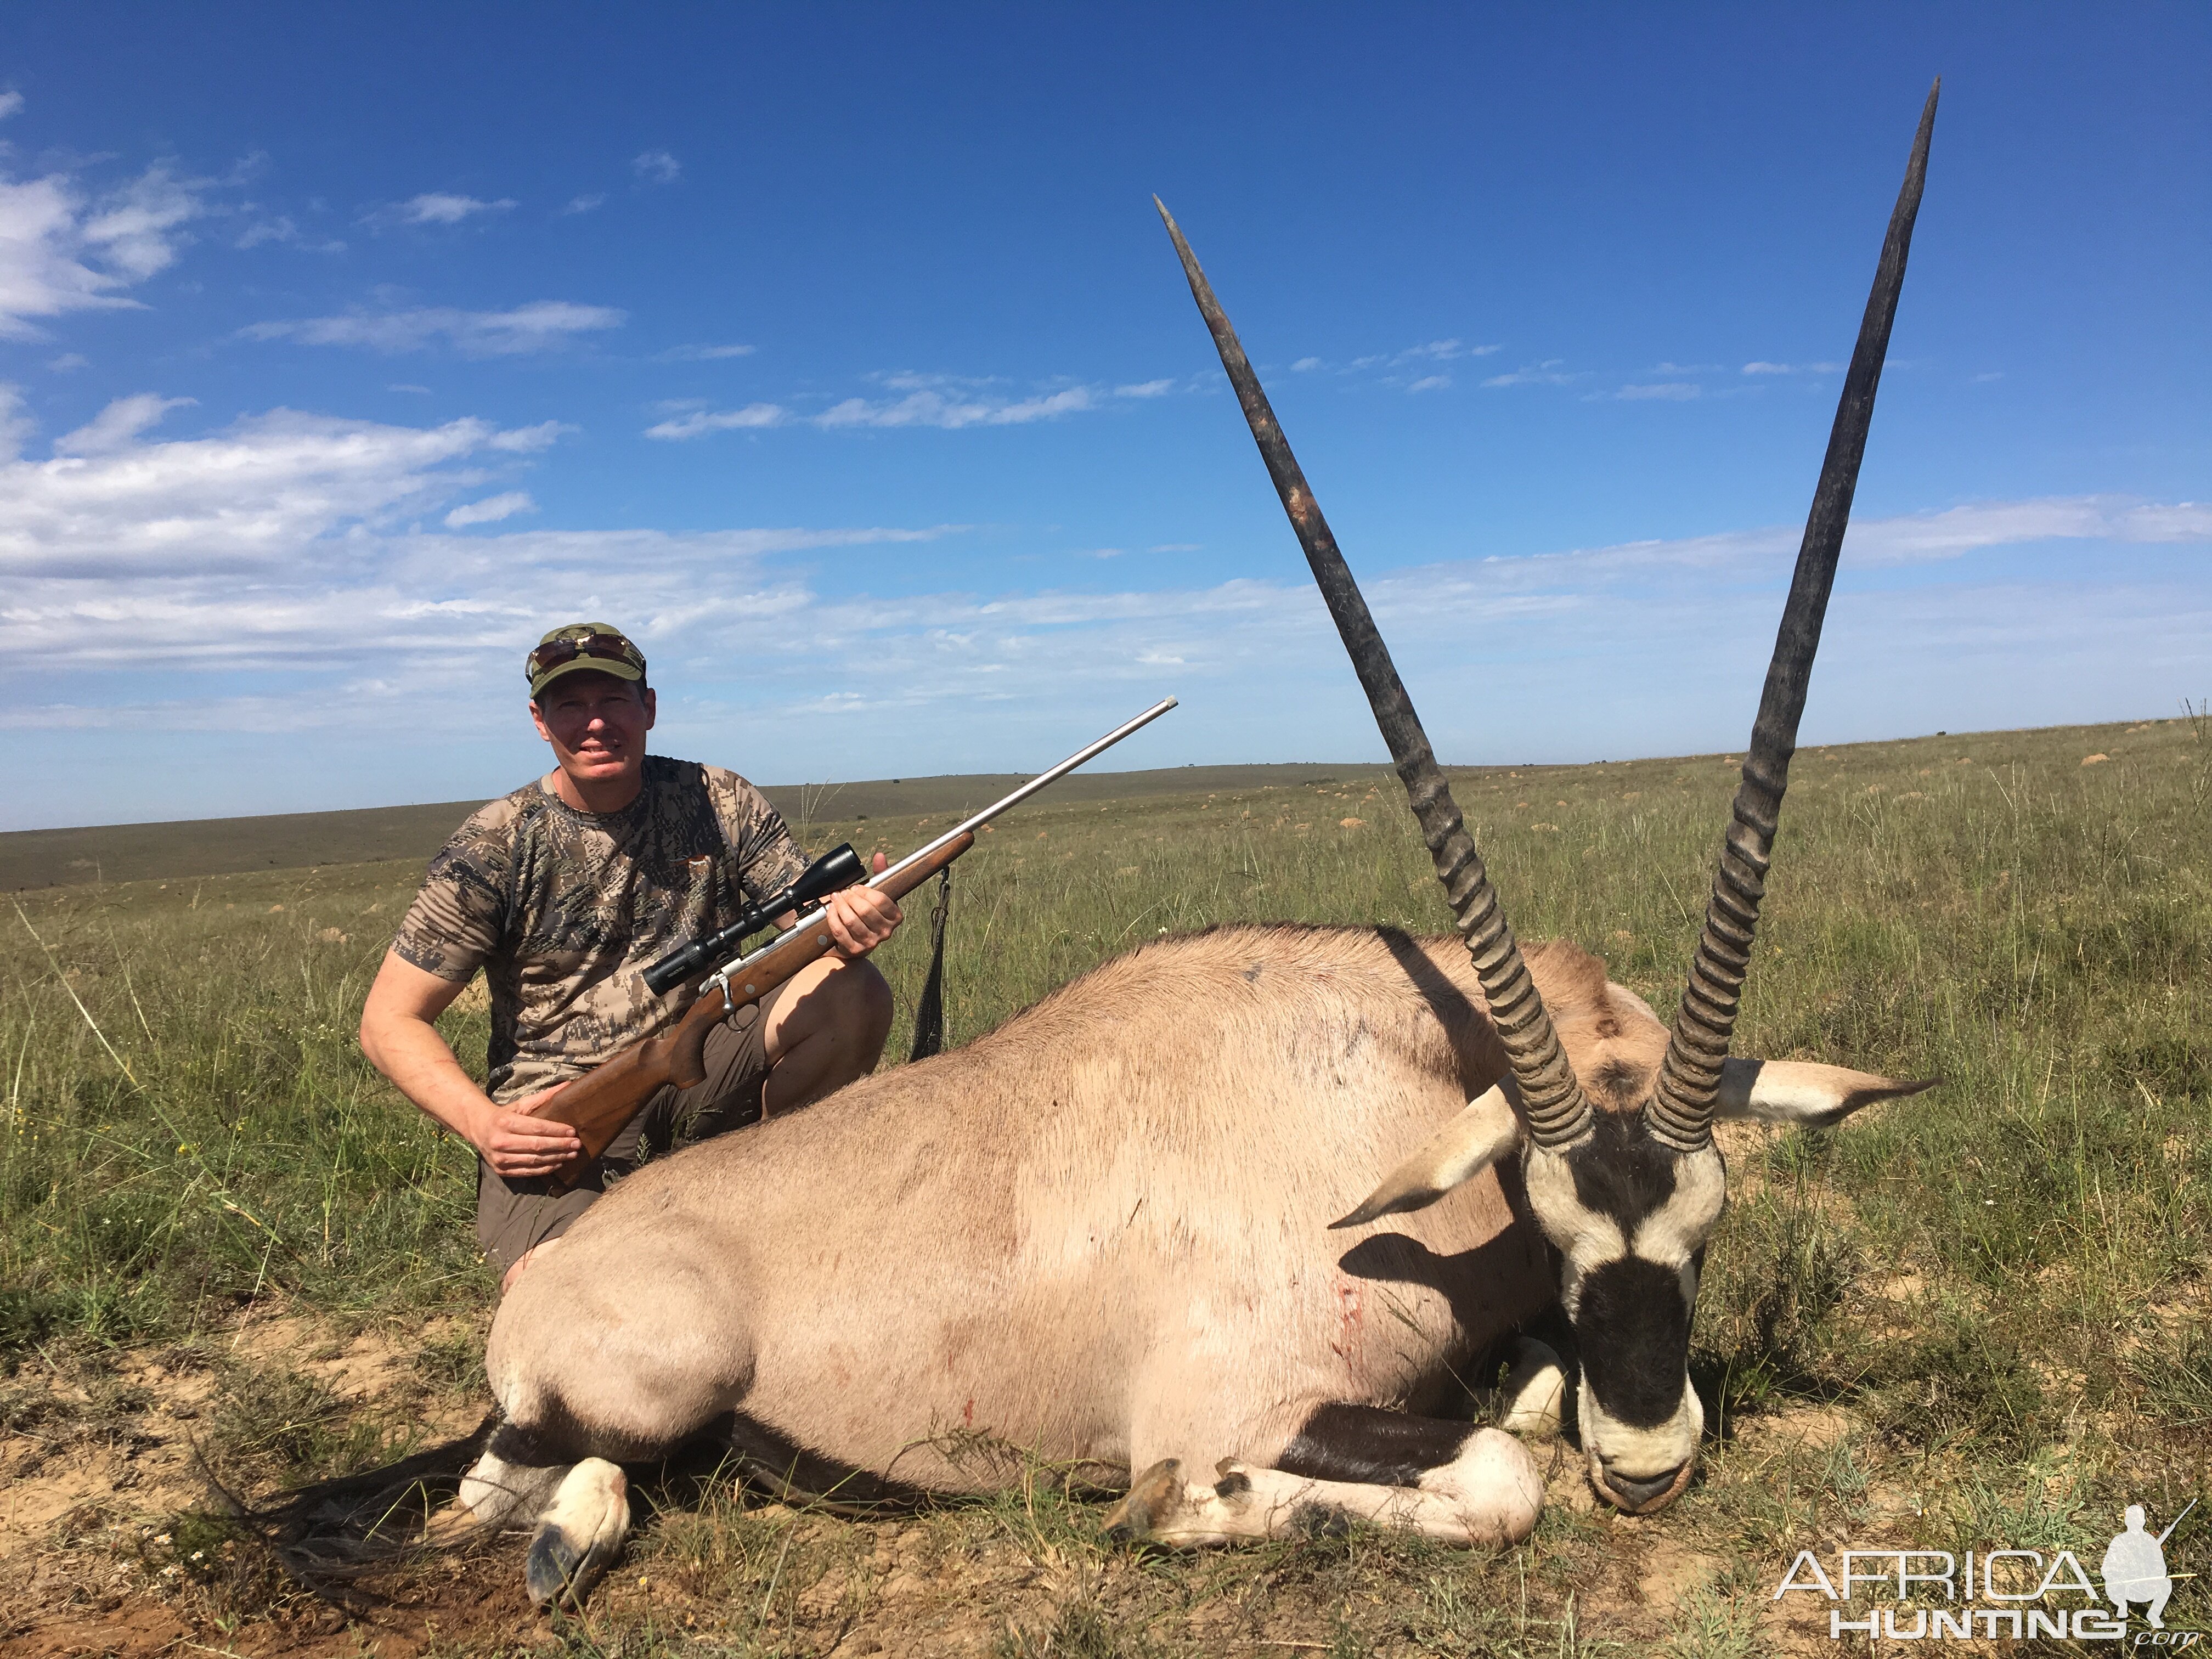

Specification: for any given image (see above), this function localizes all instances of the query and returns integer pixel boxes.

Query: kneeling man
[360,623,899,1293]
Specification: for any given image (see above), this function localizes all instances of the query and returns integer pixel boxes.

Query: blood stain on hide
[1329,1278,1365,1379]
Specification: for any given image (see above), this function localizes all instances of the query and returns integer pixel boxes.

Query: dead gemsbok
[440,84,1942,1606]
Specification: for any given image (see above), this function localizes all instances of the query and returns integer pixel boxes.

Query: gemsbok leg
[1105,1401,1547,1547]
[435,1423,633,1609]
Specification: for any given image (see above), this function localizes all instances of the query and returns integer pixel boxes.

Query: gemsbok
[440,83,1943,1606]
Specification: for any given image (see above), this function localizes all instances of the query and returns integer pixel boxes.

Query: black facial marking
[1277,1403,1477,1488]
[1575,1257,1692,1428]
[1589,1057,1650,1108]
[1564,1113,1678,1231]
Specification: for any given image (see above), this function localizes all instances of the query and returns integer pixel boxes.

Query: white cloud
[376,192,516,228]
[0,393,566,578]
[54,392,196,455]
[387,382,431,394]
[242,300,626,356]
[1481,361,1578,388]
[5,428,2205,819]
[1290,341,1503,382]
[47,352,87,372]
[827,386,1100,429]
[78,164,204,280]
[0,162,206,338]
[1742,360,1841,375]
[0,92,23,122]
[1843,496,2212,563]
[646,375,1178,439]
[236,215,345,253]
[563,193,606,215]
[1149,543,1202,554]
[645,403,787,440]
[445,490,536,528]
[633,150,681,184]
[0,383,33,458]
[657,342,757,361]
[1616,381,1700,400]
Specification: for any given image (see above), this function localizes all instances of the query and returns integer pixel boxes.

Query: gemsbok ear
[1331,1084,1524,1229]
[1716,1058,1937,1128]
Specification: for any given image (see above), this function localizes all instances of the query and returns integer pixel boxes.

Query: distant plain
[0,764,1366,891]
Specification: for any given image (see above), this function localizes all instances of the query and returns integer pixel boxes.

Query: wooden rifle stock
[537,831,973,1177]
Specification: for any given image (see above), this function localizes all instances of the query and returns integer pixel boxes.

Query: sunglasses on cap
[526,631,645,680]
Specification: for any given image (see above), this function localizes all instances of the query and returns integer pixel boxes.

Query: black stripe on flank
[1574,1257,1692,1429]
[724,1412,934,1514]
[1277,1403,1477,1488]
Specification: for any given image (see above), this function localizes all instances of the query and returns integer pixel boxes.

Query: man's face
[529,671,656,791]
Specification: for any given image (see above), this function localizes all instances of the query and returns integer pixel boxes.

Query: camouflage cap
[527,623,647,699]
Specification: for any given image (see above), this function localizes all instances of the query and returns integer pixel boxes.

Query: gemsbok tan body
[457,926,1922,1601]
[442,85,1946,1605]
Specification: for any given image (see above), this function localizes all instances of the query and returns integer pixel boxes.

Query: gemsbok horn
[1154,196,1594,1150]
[1646,78,1940,1152]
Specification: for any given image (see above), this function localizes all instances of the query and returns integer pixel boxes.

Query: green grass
[4,712,2209,1652]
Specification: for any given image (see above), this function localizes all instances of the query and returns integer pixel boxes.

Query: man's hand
[819,851,901,957]
[476,1084,585,1178]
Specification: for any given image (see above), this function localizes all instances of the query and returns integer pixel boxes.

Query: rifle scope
[641,842,867,996]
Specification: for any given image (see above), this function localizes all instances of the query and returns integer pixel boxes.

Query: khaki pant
[475,983,786,1279]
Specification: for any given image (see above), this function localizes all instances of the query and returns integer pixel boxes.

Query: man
[360,623,900,1294]
[2101,1504,2174,1629]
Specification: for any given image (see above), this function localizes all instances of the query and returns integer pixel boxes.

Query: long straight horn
[1156,196,1592,1148]
[1647,81,1940,1153]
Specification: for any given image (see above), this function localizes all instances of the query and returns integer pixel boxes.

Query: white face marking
[1519,1144,1622,1320]
[1521,1133,1729,1491]
[1632,1147,1726,1265]
[1580,1370,1706,1483]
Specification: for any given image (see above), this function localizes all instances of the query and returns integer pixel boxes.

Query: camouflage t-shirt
[392,757,809,1103]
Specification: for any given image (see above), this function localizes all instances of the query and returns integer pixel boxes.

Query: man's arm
[359,952,581,1177]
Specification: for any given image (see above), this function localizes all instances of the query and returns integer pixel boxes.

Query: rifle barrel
[2158,1498,2198,1545]
[710,697,1178,982]
[878,697,1181,885]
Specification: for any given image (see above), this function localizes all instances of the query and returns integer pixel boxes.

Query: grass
[3,712,2208,1652]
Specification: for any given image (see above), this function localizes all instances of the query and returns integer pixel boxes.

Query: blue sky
[3,4,2206,829]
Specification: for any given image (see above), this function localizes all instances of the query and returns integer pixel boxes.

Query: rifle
[534,698,1178,1175]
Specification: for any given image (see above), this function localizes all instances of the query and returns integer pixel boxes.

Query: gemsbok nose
[1596,1461,1688,1512]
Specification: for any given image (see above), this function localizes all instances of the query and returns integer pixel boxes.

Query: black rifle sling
[908,866,952,1062]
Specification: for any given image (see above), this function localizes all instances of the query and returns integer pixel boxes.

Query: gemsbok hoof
[524,1458,630,1610]
[1102,1457,1185,1542]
